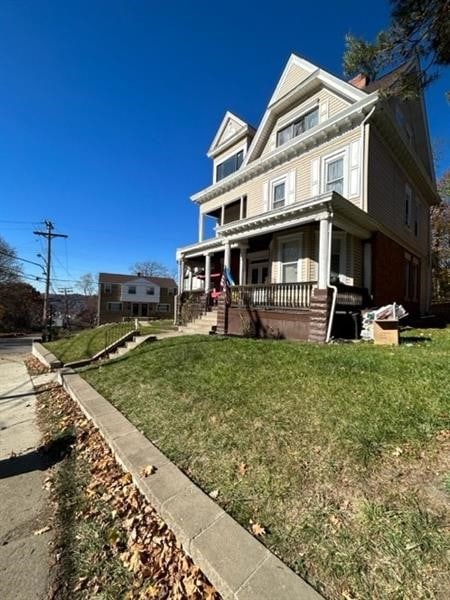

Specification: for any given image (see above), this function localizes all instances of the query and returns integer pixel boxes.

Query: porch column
[239,244,248,285]
[224,240,231,269]
[198,211,205,242]
[187,267,193,291]
[318,216,331,288]
[178,258,185,292]
[204,252,212,293]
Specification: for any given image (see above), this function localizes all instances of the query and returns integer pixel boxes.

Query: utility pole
[58,287,73,329]
[34,220,68,341]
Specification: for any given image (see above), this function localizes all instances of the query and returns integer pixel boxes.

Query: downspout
[325,217,337,343]
[360,106,376,212]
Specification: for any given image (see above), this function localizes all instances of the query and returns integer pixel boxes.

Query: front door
[132,303,139,316]
[141,303,148,317]
[249,262,269,284]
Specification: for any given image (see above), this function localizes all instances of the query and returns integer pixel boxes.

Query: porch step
[180,309,218,335]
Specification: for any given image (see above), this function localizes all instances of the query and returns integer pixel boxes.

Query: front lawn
[44,323,134,364]
[82,329,450,599]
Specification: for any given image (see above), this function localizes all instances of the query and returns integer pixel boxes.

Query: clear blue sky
[1,0,449,292]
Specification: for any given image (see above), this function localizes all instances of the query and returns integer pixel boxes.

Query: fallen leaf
[209,489,219,499]
[140,464,156,478]
[250,522,266,536]
[238,462,247,476]
[392,446,403,457]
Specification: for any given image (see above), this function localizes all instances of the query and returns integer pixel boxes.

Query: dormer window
[276,108,319,147]
[216,150,244,181]
[128,285,136,294]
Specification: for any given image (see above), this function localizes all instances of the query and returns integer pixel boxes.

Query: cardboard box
[373,319,399,345]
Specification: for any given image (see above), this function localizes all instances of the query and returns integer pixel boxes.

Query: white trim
[270,174,288,211]
[349,139,360,197]
[207,111,248,156]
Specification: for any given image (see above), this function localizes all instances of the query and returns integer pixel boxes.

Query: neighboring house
[176,53,439,342]
[97,273,177,324]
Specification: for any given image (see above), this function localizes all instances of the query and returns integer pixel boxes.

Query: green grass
[137,319,177,335]
[82,328,450,599]
[44,324,134,364]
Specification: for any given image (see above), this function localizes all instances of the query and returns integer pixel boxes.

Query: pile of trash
[361,303,408,340]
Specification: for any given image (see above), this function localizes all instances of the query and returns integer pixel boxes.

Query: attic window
[276,108,319,147]
[216,150,244,182]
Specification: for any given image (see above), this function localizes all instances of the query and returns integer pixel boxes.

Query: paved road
[0,337,51,600]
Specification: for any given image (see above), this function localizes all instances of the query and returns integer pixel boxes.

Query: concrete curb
[57,369,323,600]
[32,342,62,370]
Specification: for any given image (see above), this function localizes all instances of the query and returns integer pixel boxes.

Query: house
[97,272,177,324]
[176,54,439,341]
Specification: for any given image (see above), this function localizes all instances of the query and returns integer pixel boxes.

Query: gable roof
[243,53,371,165]
[207,111,256,158]
[98,272,176,288]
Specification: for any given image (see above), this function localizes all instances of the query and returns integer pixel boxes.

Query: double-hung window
[280,239,301,283]
[128,285,136,294]
[272,180,286,209]
[146,286,155,295]
[276,108,319,147]
[216,150,244,182]
[325,155,345,195]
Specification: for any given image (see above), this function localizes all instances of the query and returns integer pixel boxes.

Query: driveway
[0,337,52,600]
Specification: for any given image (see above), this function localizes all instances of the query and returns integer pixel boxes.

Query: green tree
[343,0,450,97]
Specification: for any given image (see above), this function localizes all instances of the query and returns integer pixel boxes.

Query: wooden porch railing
[335,284,371,309]
[230,282,316,310]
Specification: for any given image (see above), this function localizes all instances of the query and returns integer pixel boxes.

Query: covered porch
[176,192,376,340]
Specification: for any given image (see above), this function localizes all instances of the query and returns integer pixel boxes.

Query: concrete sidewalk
[0,353,52,600]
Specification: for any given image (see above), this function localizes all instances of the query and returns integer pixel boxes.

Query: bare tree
[76,272,96,296]
[0,236,22,283]
[130,261,171,277]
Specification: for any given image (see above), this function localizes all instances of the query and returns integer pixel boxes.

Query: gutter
[360,106,376,212]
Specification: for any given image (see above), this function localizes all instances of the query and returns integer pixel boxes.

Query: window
[272,180,286,209]
[103,283,112,294]
[128,285,136,294]
[157,303,170,312]
[276,108,319,147]
[168,288,175,296]
[405,184,412,227]
[146,286,155,295]
[325,155,344,195]
[216,150,244,181]
[414,200,420,237]
[280,239,301,283]
[107,302,122,312]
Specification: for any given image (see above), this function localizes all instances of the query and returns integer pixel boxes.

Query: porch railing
[335,284,371,309]
[230,282,316,310]
[178,290,210,324]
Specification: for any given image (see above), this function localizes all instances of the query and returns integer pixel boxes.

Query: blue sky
[1,0,449,292]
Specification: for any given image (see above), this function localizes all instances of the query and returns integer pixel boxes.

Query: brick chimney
[349,73,369,89]
[137,272,141,277]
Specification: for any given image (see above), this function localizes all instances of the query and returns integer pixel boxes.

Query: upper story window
[146,287,155,295]
[103,283,112,294]
[216,150,244,182]
[272,179,286,209]
[276,108,319,147]
[405,184,412,227]
[128,285,136,294]
[325,155,344,195]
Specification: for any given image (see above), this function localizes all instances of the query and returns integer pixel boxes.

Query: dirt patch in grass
[82,329,450,599]
[36,383,220,599]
